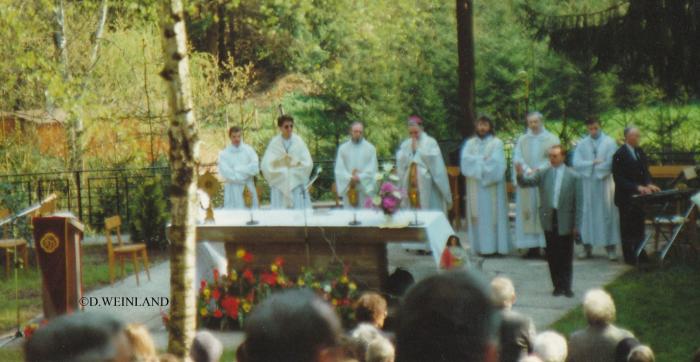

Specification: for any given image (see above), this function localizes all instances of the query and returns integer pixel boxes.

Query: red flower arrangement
[195,248,361,330]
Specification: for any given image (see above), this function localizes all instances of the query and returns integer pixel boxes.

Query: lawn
[0,244,166,333]
[551,264,700,361]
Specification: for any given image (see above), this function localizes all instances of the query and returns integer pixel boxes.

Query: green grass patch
[0,244,166,333]
[550,264,700,361]
[0,347,22,361]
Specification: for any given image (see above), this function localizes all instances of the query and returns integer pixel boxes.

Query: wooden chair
[0,208,29,277]
[104,215,151,286]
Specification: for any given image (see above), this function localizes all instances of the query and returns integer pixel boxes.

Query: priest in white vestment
[572,118,620,260]
[396,115,452,213]
[261,115,313,209]
[460,116,510,255]
[218,126,260,209]
[512,112,560,256]
[334,122,378,208]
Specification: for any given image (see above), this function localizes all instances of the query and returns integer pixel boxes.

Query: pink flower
[380,182,395,193]
[364,197,375,208]
[382,196,398,210]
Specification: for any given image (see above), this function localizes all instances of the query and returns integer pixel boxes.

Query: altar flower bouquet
[196,248,361,330]
[366,162,404,215]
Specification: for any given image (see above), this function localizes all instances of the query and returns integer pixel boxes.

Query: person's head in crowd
[395,271,498,362]
[350,323,384,362]
[532,331,568,362]
[354,292,388,328]
[338,335,364,362]
[627,345,655,362]
[278,115,295,139]
[241,288,343,362]
[490,276,516,310]
[24,312,132,362]
[476,115,495,139]
[366,336,395,362]
[585,117,602,139]
[124,323,157,361]
[623,126,641,148]
[582,289,616,327]
[229,126,243,147]
[615,337,641,362]
[190,330,224,362]
[526,112,544,134]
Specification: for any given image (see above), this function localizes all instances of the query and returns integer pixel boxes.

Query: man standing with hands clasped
[516,145,582,297]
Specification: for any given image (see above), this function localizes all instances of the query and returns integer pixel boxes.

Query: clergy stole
[347,180,359,207]
[465,138,498,225]
[409,163,421,208]
[518,137,547,233]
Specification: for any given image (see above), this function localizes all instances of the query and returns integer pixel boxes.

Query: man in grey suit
[516,144,582,297]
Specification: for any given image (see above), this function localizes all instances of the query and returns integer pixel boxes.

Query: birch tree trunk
[159,0,200,358]
[53,0,110,170]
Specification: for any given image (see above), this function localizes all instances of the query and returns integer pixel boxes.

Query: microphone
[306,165,323,190]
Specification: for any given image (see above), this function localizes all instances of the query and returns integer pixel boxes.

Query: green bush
[128,175,169,250]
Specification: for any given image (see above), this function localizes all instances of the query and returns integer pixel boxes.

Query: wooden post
[456,0,476,138]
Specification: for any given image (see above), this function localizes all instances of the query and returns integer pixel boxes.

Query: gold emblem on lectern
[40,232,60,253]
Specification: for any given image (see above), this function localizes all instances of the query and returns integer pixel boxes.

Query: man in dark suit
[516,145,582,297]
[612,126,660,265]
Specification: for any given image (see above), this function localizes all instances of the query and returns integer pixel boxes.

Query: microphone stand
[245,187,258,226]
[409,206,423,226]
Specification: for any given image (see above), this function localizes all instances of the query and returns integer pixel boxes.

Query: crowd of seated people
[22,271,671,362]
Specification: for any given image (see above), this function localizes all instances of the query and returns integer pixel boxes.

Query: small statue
[440,235,468,270]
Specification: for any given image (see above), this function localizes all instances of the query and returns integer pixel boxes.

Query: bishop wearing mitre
[334,121,378,208]
[396,115,452,213]
[261,115,314,209]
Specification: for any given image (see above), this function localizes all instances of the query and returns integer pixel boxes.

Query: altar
[194,209,455,291]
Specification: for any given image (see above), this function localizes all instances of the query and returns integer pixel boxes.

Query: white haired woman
[532,331,567,362]
[567,289,635,362]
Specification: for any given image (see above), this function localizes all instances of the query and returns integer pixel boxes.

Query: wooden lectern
[32,212,84,319]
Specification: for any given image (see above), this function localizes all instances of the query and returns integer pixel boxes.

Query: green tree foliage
[1,0,698,175]
[129,175,170,249]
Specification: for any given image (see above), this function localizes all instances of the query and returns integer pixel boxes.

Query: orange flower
[213,269,219,283]
[273,256,285,267]
[213,309,223,318]
[212,288,221,301]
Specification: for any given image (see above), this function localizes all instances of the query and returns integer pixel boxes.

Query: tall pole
[456,0,476,138]
[160,0,200,358]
